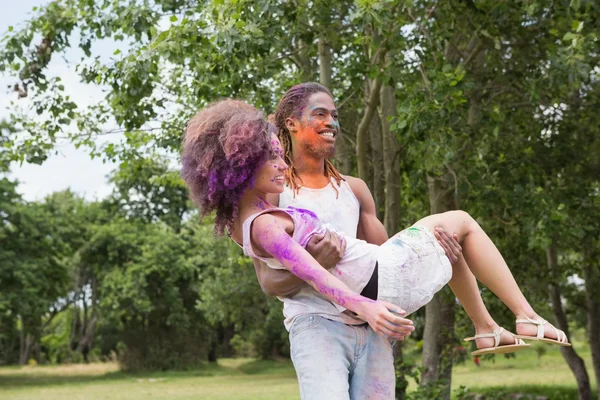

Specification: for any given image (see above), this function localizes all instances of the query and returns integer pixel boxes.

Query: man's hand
[305,229,346,270]
[434,226,462,264]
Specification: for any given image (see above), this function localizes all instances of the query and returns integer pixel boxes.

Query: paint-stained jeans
[289,315,395,400]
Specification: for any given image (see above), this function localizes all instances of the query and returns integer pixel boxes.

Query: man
[253,82,460,400]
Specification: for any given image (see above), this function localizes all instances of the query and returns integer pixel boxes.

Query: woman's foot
[514,316,571,346]
[464,325,530,356]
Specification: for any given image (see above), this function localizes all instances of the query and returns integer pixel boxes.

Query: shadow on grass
[0,363,226,389]
[236,358,295,375]
[462,385,584,400]
[0,359,296,390]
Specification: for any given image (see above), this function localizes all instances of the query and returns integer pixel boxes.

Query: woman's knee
[444,210,476,234]
[414,210,475,236]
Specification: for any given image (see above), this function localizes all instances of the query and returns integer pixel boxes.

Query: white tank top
[279,178,360,237]
[276,177,378,329]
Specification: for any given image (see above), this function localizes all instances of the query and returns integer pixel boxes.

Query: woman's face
[253,133,288,194]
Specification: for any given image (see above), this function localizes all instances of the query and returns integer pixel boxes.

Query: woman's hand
[355,300,415,340]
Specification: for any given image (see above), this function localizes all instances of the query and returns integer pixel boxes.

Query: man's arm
[344,175,463,263]
[344,176,389,245]
[253,257,305,297]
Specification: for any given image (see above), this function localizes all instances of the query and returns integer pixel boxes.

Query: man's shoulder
[341,175,369,197]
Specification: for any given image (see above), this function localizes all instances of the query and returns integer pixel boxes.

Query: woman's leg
[414,211,562,341]
[446,254,518,349]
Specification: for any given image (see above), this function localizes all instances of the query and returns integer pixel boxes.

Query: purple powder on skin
[262,228,373,309]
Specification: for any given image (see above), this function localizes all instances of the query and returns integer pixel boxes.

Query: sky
[1,0,117,201]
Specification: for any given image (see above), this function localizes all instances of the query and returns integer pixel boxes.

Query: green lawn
[0,343,595,400]
[450,342,596,399]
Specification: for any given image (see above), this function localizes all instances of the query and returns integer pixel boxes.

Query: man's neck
[292,154,330,188]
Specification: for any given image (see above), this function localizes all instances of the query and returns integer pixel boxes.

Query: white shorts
[376,225,453,316]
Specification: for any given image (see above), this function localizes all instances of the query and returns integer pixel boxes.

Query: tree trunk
[547,243,592,400]
[81,288,88,339]
[293,39,313,81]
[370,101,385,220]
[394,342,408,400]
[19,331,35,365]
[420,174,457,399]
[318,36,332,90]
[335,128,354,175]
[77,316,97,362]
[70,304,80,356]
[356,78,382,181]
[582,246,600,399]
[421,289,456,397]
[380,83,401,234]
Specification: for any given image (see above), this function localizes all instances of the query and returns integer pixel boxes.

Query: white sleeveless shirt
[277,178,378,329]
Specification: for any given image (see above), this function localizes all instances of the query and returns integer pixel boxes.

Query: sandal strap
[516,317,547,339]
[516,317,569,343]
[464,327,504,348]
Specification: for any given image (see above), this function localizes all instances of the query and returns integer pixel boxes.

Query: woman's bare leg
[415,211,562,341]
[446,255,517,349]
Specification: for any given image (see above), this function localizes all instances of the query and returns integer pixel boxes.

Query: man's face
[288,92,339,159]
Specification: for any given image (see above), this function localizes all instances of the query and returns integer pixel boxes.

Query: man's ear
[285,117,297,133]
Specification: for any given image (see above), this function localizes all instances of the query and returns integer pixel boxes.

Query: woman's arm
[250,213,414,338]
[253,230,346,297]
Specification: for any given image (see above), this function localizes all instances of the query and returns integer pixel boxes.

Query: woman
[181,100,570,356]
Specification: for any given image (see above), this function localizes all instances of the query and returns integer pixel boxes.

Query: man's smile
[318,130,337,140]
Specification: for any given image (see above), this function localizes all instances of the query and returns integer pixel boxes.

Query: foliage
[1,2,599,394]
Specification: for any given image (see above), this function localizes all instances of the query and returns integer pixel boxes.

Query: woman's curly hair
[181,100,273,235]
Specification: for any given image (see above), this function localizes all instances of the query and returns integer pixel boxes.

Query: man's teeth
[320,132,335,137]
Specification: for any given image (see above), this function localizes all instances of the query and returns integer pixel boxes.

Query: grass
[0,358,299,400]
[0,342,596,400]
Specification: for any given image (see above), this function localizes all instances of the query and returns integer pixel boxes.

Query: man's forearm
[253,258,305,297]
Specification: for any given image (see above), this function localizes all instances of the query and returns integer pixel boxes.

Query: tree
[0,189,76,364]
[2,2,599,396]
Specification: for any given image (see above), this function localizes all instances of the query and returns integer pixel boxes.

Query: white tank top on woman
[276,177,377,329]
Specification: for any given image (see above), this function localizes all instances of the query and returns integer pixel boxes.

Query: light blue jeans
[289,315,395,400]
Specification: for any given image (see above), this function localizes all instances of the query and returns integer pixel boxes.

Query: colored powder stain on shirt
[392,237,405,246]
[289,206,318,220]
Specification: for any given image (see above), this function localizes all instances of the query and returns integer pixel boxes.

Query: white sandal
[464,327,530,356]
[514,317,571,346]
